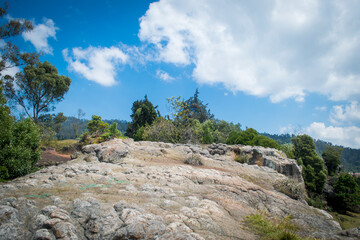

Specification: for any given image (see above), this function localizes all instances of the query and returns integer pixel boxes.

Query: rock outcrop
[0,138,358,239]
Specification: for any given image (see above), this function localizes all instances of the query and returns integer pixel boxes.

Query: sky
[6,0,360,149]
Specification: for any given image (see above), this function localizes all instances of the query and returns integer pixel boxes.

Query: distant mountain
[262,133,360,173]
[57,116,128,140]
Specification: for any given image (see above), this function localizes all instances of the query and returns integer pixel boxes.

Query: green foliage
[333,173,360,212]
[307,195,325,209]
[134,126,145,141]
[87,115,109,137]
[245,213,304,240]
[330,211,360,230]
[79,117,127,145]
[0,166,9,181]
[226,128,281,151]
[185,89,214,123]
[201,120,215,144]
[280,143,295,159]
[126,95,157,138]
[54,115,128,140]
[291,135,327,195]
[37,112,67,144]
[108,122,122,138]
[79,132,91,145]
[0,3,39,75]
[3,61,71,122]
[234,154,249,164]
[199,120,241,144]
[0,118,41,180]
[166,96,191,124]
[260,134,360,173]
[142,117,180,143]
[322,146,342,176]
[0,81,40,180]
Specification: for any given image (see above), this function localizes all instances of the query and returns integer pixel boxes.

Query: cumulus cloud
[138,0,360,102]
[156,69,174,82]
[330,101,360,125]
[306,122,360,149]
[63,46,128,86]
[22,18,58,54]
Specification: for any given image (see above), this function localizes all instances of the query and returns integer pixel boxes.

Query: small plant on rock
[234,154,249,164]
[274,179,306,201]
[245,212,311,240]
[184,154,203,166]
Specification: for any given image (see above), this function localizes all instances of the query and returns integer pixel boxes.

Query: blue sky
[7,0,360,148]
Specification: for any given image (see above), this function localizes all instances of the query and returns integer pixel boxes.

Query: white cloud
[156,69,174,82]
[306,122,360,149]
[1,65,19,78]
[139,0,360,102]
[330,101,360,125]
[63,46,128,86]
[315,106,327,112]
[22,19,58,54]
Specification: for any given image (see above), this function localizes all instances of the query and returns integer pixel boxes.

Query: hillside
[1,139,359,239]
[263,133,360,172]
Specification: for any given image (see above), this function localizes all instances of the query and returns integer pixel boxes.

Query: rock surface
[0,138,358,239]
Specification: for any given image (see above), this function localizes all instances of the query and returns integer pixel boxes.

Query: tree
[0,80,41,180]
[0,3,39,75]
[37,112,67,143]
[322,146,342,176]
[201,120,215,144]
[87,115,109,137]
[333,173,360,212]
[3,61,71,122]
[291,135,327,194]
[126,95,158,138]
[108,122,122,138]
[72,108,85,137]
[185,89,214,123]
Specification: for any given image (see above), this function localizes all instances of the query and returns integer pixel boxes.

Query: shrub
[184,154,203,166]
[307,195,324,209]
[0,118,41,180]
[226,128,281,151]
[143,117,180,143]
[333,173,360,212]
[108,122,122,138]
[79,132,91,145]
[0,166,9,181]
[234,154,249,164]
[87,115,108,137]
[245,212,304,240]
[274,179,305,201]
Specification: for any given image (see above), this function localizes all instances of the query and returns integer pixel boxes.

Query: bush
[143,117,180,143]
[307,195,324,209]
[274,179,305,201]
[87,115,108,137]
[245,212,304,240]
[333,173,360,212]
[79,132,91,145]
[108,122,122,138]
[226,128,281,150]
[184,154,203,166]
[234,154,249,164]
[0,118,41,180]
